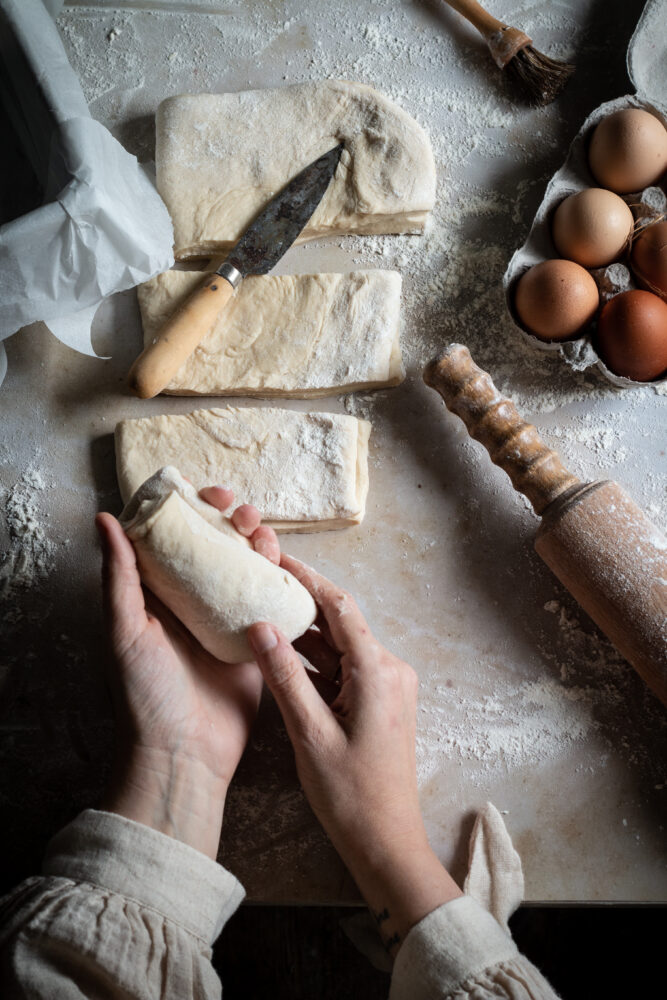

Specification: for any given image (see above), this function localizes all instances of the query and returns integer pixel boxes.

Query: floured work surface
[138,270,404,397]
[156,80,436,259]
[1,1,666,906]
[115,406,371,531]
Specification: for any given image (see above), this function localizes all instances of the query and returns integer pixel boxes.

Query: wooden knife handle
[128,273,235,399]
[424,344,581,515]
[440,0,531,67]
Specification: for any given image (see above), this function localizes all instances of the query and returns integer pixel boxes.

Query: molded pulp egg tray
[503,0,667,389]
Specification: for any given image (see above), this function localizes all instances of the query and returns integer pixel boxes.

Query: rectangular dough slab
[156,81,436,259]
[115,406,371,532]
[137,270,404,397]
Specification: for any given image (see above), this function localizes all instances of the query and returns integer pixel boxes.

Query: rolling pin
[424,344,667,706]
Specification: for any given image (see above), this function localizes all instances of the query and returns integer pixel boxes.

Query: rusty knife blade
[222,143,343,278]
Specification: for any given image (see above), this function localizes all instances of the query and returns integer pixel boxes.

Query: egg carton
[503,0,667,389]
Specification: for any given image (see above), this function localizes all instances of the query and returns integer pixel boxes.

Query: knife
[128,143,344,399]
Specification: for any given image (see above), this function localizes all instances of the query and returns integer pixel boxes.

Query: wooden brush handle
[441,0,531,67]
[128,273,235,399]
[423,344,581,515]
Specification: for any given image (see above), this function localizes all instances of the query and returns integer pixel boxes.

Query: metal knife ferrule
[217,262,243,287]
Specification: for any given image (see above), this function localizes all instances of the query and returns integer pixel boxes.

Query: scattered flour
[0,466,54,602]
[417,594,667,788]
[418,674,594,776]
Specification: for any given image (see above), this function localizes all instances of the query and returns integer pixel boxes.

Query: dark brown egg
[596,290,667,381]
[631,221,667,299]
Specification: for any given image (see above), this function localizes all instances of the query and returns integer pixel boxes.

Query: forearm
[338,827,462,955]
[101,746,227,859]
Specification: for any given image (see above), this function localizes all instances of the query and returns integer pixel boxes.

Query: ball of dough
[588,108,667,194]
[120,467,317,662]
[596,290,667,382]
[514,260,599,342]
[552,189,634,268]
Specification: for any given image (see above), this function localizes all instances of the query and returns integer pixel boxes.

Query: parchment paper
[0,0,173,385]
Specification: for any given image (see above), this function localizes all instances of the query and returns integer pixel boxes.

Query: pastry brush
[440,0,574,106]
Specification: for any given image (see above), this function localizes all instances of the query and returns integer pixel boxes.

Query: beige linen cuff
[43,808,244,943]
[390,895,519,999]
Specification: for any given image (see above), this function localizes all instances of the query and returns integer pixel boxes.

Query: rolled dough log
[119,467,317,663]
[115,406,371,532]
[137,270,404,397]
[156,81,436,259]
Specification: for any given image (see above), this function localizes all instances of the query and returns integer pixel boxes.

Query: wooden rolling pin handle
[128,272,236,399]
[424,344,581,515]
[441,0,531,67]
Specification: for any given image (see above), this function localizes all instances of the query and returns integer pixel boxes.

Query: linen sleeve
[0,808,245,1000]
[390,895,560,1000]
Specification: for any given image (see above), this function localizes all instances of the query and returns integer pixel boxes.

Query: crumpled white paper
[0,0,174,385]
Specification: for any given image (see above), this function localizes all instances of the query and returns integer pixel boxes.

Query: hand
[247,558,461,955]
[96,487,280,859]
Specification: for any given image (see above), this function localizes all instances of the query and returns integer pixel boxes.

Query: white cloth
[343,801,525,969]
[463,802,525,933]
[0,809,558,999]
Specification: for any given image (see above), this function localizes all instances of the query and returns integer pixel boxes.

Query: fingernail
[249,623,277,654]
[254,537,271,556]
[199,484,230,494]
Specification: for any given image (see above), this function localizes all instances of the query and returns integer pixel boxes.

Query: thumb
[248,623,331,741]
[95,512,147,642]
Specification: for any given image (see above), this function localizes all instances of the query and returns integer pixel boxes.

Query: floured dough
[115,406,371,532]
[120,467,317,663]
[156,81,436,259]
[137,270,404,397]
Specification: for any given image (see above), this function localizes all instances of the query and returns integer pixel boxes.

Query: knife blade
[128,143,344,399]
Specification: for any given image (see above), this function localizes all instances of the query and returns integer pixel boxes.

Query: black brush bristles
[505,45,574,107]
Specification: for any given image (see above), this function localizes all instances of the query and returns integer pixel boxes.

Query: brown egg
[631,220,667,299]
[552,188,634,268]
[588,108,667,193]
[596,290,667,381]
[514,260,599,341]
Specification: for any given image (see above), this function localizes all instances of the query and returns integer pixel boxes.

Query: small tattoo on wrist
[372,908,401,952]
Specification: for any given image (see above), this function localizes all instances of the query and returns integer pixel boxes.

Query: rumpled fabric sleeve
[390,895,560,1000]
[0,809,559,999]
[0,808,243,999]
